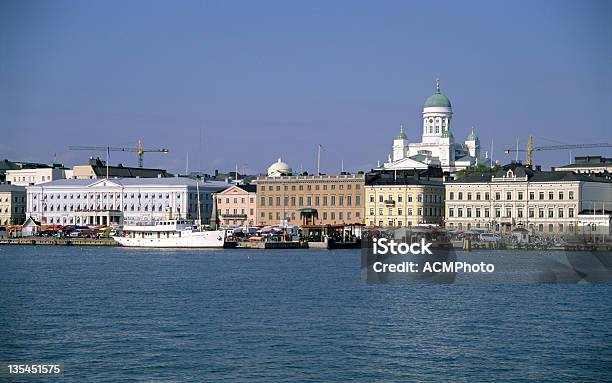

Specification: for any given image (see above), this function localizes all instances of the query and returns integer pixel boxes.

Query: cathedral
[381,79,485,173]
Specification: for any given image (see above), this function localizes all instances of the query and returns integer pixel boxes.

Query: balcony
[221,213,247,219]
[384,200,395,207]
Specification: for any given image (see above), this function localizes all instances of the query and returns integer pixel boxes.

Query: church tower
[392,126,408,161]
[422,79,453,145]
[465,127,480,158]
[439,129,455,166]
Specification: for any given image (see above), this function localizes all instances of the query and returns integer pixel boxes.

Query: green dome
[467,128,478,141]
[424,79,451,108]
[396,126,407,139]
[441,129,454,138]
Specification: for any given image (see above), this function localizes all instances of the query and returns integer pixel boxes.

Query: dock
[0,237,118,246]
[236,241,308,249]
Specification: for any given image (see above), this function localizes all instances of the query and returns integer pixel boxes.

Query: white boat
[113,219,226,248]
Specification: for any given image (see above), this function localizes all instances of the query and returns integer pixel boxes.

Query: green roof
[396,126,407,139]
[424,79,451,108]
[441,129,454,138]
[467,128,478,141]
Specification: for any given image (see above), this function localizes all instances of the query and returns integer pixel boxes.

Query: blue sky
[1,0,611,174]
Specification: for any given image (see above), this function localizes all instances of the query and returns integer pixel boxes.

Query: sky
[1,0,611,175]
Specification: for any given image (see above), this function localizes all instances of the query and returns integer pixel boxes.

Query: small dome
[396,126,407,140]
[267,158,292,176]
[467,127,479,141]
[424,79,451,108]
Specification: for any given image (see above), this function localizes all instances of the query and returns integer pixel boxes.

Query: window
[548,208,554,218]
[517,208,523,218]
[370,195,374,203]
[518,192,523,200]
[485,192,490,200]
[449,208,454,217]
[529,192,534,200]
[505,208,511,217]
[558,208,563,218]
[458,192,463,200]
[506,192,512,200]
[569,208,574,218]
[379,195,383,203]
[467,193,472,201]
[558,192,564,200]
[398,208,403,215]
[569,191,574,200]
[484,208,490,218]
[476,192,481,201]
[495,208,501,218]
[495,192,501,200]
[529,208,534,218]
[458,208,463,217]
[449,192,454,200]
[539,208,544,218]
[548,192,554,200]
[539,192,544,200]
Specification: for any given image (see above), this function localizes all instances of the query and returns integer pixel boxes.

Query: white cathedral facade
[381,80,486,173]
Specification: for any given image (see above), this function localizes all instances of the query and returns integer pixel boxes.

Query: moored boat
[113,219,225,248]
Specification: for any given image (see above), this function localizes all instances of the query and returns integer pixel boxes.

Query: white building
[382,79,486,173]
[444,164,612,235]
[6,167,69,186]
[26,177,229,226]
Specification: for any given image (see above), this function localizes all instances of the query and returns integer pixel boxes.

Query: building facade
[365,171,444,227]
[381,80,486,173]
[215,185,257,227]
[6,167,68,186]
[554,156,612,174]
[444,164,612,235]
[256,173,365,226]
[71,157,172,179]
[26,178,228,226]
[0,184,26,225]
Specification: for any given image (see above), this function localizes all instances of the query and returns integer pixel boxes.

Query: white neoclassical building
[26,177,229,226]
[382,79,486,173]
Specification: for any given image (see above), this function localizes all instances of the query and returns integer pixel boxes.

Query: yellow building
[365,172,444,227]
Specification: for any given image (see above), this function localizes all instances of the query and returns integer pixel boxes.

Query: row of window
[369,207,443,217]
[368,193,442,204]
[447,222,576,233]
[260,195,361,207]
[260,210,361,222]
[262,183,360,192]
[448,190,575,201]
[448,206,575,219]
[1,207,25,213]
[219,197,255,204]
[0,197,26,203]
[33,192,211,201]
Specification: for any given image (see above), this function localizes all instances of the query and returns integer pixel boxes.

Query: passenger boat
[113,219,226,248]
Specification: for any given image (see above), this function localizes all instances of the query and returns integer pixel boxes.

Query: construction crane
[504,135,612,166]
[69,140,169,168]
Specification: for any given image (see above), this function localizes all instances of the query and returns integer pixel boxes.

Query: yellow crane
[504,135,612,166]
[69,140,169,168]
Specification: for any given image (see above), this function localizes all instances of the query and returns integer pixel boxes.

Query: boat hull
[112,230,225,248]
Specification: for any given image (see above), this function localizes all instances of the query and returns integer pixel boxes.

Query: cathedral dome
[267,158,292,176]
[424,79,451,108]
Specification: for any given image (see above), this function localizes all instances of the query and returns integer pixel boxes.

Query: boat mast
[196,176,202,229]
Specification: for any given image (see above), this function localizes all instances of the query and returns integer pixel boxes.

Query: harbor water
[1,246,611,382]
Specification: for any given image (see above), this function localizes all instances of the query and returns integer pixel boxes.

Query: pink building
[215,185,257,227]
